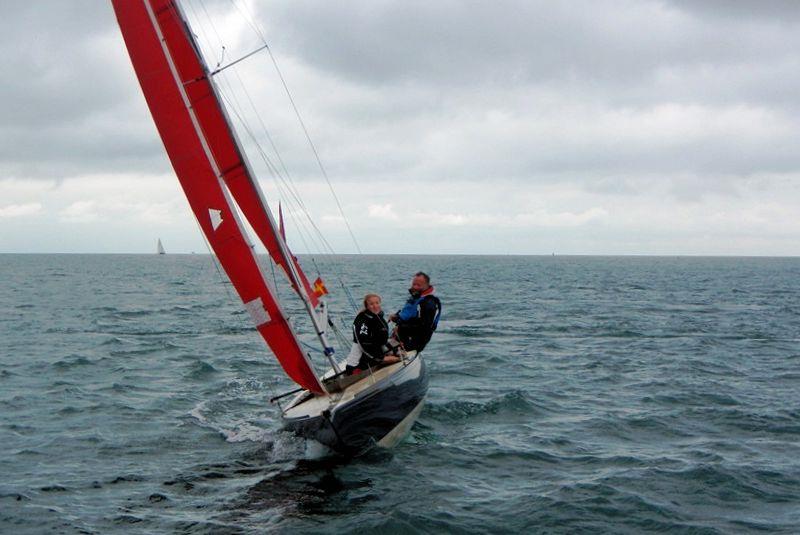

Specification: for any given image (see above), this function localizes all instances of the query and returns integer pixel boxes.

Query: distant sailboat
[112,0,428,455]
[157,238,165,255]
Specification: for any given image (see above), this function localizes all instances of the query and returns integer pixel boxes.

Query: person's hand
[383,355,401,364]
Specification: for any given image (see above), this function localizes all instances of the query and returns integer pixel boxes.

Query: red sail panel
[111,0,324,394]
[220,163,321,308]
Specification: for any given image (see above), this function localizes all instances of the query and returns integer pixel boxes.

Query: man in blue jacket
[389,271,442,353]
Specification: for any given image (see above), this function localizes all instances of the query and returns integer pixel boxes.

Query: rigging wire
[191,0,328,262]
[189,0,359,312]
[264,48,363,255]
[216,82,357,314]
[188,0,305,327]
[197,0,342,260]
[188,0,311,266]
[222,92,359,311]
[227,0,363,255]
[180,4,359,355]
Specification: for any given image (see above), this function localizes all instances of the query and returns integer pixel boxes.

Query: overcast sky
[1,0,799,255]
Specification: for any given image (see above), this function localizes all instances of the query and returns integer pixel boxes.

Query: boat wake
[188,399,272,444]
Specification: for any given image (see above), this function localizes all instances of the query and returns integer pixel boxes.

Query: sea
[1,254,799,534]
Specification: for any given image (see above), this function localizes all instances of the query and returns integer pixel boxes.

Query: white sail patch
[244,297,271,327]
[208,208,223,231]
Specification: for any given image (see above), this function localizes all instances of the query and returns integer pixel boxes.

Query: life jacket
[398,286,441,330]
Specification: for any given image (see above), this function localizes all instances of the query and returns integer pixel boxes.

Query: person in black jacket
[345,293,401,375]
[389,272,441,352]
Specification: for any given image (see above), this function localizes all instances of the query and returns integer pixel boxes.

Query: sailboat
[157,238,165,255]
[112,0,428,455]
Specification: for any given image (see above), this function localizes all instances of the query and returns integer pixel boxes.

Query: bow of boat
[280,352,429,455]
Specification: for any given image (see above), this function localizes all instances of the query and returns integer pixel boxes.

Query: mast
[112,0,327,393]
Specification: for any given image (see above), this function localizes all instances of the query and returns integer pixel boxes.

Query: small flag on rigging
[312,277,329,298]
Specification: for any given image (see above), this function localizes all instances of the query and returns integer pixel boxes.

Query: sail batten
[112,0,325,394]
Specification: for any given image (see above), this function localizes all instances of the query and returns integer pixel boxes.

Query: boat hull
[282,355,428,455]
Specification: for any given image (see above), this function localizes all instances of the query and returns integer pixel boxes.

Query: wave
[113,514,144,525]
[4,423,36,435]
[0,491,30,501]
[96,382,147,394]
[440,325,519,338]
[109,309,153,319]
[634,464,800,504]
[108,474,146,484]
[184,360,219,379]
[98,336,129,346]
[39,485,69,492]
[51,356,94,369]
[212,325,253,335]
[424,390,549,422]
[643,390,741,408]
[13,449,44,457]
[108,348,159,358]
[690,407,800,436]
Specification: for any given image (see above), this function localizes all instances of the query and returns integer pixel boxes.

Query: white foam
[221,421,271,444]
[188,401,271,444]
[188,400,209,425]
[303,439,333,460]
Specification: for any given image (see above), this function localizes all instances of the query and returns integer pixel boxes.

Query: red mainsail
[111,0,325,393]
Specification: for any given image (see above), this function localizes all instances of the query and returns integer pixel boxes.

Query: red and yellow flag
[312,277,329,298]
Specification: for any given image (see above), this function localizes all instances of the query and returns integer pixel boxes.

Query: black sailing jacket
[353,310,389,367]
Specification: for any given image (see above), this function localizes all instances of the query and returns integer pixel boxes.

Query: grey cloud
[1,0,799,192]
[0,1,163,178]
[238,0,800,186]
[257,0,800,91]
[669,0,800,22]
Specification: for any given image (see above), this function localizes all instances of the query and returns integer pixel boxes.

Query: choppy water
[1,254,799,533]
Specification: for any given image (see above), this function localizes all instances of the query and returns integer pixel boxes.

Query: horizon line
[1,252,799,258]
